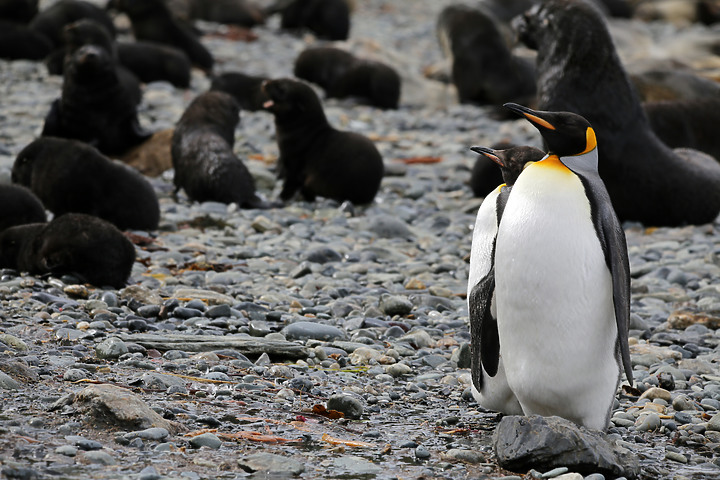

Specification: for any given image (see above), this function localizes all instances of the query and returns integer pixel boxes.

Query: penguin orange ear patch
[524,113,556,131]
[580,127,597,155]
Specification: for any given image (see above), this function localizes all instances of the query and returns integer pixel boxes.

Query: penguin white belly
[495,160,620,430]
[468,187,523,415]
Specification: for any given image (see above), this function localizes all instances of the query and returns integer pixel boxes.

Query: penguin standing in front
[467,145,545,415]
[494,103,633,431]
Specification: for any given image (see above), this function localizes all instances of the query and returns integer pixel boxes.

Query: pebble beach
[1,1,720,479]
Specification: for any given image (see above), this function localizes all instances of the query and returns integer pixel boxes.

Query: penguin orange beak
[470,146,504,167]
[504,103,556,131]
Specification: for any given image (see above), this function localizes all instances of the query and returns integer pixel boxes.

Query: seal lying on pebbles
[41,39,150,156]
[210,72,268,111]
[514,0,720,226]
[436,4,536,113]
[467,144,544,416]
[0,184,46,232]
[262,78,384,204]
[188,0,265,28]
[12,137,159,231]
[171,91,267,208]
[644,98,720,162]
[0,213,136,288]
[117,41,191,88]
[109,0,214,72]
[29,0,116,48]
[0,20,53,61]
[270,0,350,40]
[293,46,401,109]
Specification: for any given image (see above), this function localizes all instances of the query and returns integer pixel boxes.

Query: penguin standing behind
[494,103,633,431]
[466,145,545,415]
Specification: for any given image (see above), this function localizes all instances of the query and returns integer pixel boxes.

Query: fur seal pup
[41,40,150,156]
[45,19,142,108]
[117,41,191,88]
[171,91,266,208]
[270,0,350,40]
[29,0,116,48]
[0,213,136,288]
[294,47,401,109]
[514,0,720,226]
[0,0,38,24]
[109,0,214,72]
[499,103,633,431]
[436,4,536,112]
[466,145,545,415]
[644,98,720,162]
[262,78,384,204]
[0,20,53,60]
[188,0,265,28]
[0,184,46,232]
[12,137,159,231]
[210,72,269,111]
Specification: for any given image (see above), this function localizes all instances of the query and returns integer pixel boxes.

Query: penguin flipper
[576,171,634,386]
[469,268,500,383]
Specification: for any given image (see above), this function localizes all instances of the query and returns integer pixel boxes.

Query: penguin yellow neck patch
[537,154,570,172]
[579,127,597,155]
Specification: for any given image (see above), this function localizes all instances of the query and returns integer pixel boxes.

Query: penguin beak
[504,103,556,131]
[470,146,504,167]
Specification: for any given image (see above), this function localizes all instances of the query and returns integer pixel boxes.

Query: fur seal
[109,0,214,72]
[0,0,38,24]
[12,137,159,231]
[294,46,401,109]
[0,184,46,232]
[0,20,53,60]
[41,40,150,156]
[117,41,191,88]
[271,0,350,40]
[0,213,136,288]
[29,0,116,48]
[46,19,142,108]
[210,72,269,111]
[189,0,265,28]
[262,78,384,204]
[436,4,536,112]
[514,0,720,226]
[171,91,266,208]
[644,98,720,162]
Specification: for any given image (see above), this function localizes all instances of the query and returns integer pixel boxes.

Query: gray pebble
[95,337,128,359]
[188,432,222,449]
[327,393,364,419]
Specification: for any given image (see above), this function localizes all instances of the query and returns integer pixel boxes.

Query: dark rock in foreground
[494,415,640,479]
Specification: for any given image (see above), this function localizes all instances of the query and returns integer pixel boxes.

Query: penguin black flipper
[571,167,633,386]
[468,268,498,387]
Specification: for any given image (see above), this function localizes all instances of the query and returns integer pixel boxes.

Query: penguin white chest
[494,158,619,425]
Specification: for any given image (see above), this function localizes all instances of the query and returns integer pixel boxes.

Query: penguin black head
[503,103,597,158]
[470,145,545,185]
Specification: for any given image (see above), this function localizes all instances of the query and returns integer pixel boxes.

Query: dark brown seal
[0,184,46,232]
[294,46,401,109]
[210,72,269,111]
[41,39,150,156]
[514,0,720,226]
[262,78,384,204]
[171,91,266,208]
[437,4,536,112]
[12,137,160,231]
[109,0,213,72]
[269,0,350,41]
[0,213,136,288]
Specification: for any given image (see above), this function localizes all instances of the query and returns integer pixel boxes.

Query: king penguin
[467,145,545,415]
[494,103,633,431]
